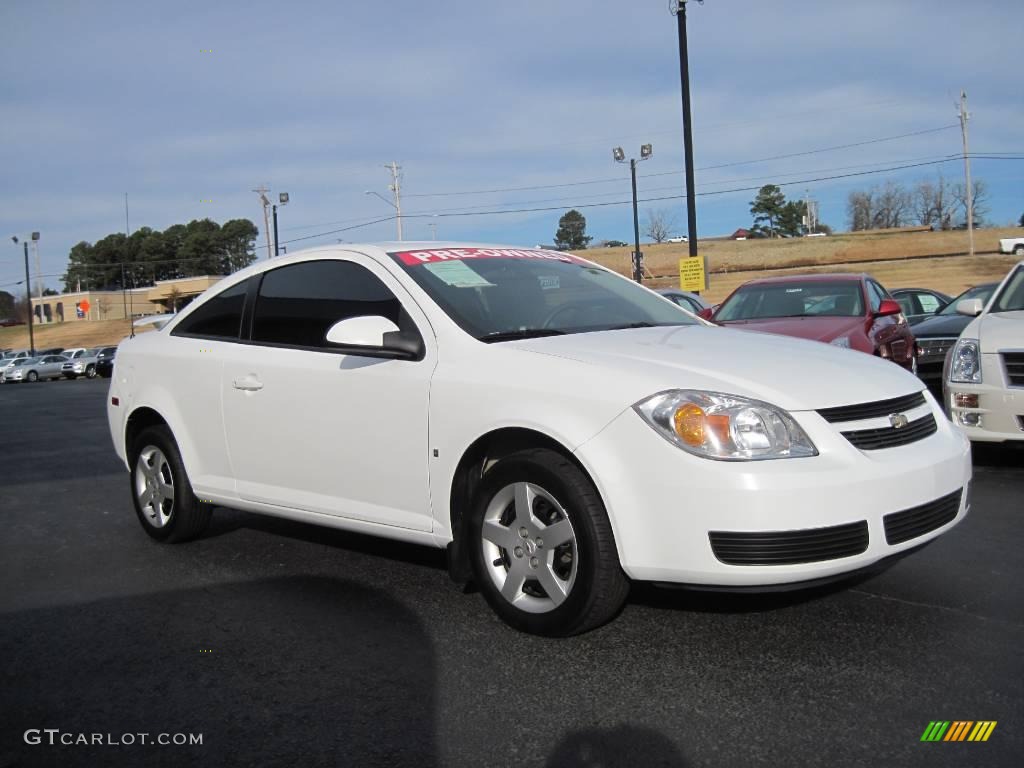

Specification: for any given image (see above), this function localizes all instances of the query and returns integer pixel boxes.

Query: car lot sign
[678,256,705,292]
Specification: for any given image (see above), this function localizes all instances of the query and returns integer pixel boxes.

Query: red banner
[391,247,581,266]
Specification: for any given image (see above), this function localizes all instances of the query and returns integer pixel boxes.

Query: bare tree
[847,190,875,231]
[914,172,957,229]
[166,285,182,313]
[874,181,912,229]
[97,296,111,319]
[644,208,678,244]
[953,179,989,227]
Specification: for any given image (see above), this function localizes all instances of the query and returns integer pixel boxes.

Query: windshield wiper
[479,329,568,343]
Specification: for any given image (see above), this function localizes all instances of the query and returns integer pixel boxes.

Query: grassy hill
[0,319,153,353]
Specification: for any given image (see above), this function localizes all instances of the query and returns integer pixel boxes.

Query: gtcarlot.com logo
[920,721,997,742]
[24,729,203,747]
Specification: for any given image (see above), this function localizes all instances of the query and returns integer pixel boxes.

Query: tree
[0,290,15,318]
[1018,212,1024,227]
[219,219,259,273]
[776,200,808,237]
[165,286,182,313]
[644,208,678,243]
[749,185,786,237]
[953,180,989,228]
[848,182,911,230]
[96,296,112,319]
[915,172,956,230]
[554,210,592,250]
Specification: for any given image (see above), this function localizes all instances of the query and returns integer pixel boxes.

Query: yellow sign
[678,256,705,292]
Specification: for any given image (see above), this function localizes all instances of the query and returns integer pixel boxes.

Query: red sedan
[701,273,917,372]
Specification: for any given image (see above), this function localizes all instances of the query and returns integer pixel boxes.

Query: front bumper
[945,352,1024,442]
[574,396,971,585]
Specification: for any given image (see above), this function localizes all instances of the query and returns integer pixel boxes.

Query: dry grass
[0,319,153,352]
[577,226,1022,302]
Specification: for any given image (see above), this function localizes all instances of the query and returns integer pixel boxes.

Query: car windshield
[990,267,1024,313]
[391,248,698,341]
[716,281,864,321]
[938,283,996,315]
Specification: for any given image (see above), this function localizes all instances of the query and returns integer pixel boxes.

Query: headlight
[633,390,818,461]
[829,336,851,349]
[948,338,981,384]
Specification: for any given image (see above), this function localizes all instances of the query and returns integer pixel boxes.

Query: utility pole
[32,234,42,298]
[614,145,653,283]
[957,90,975,259]
[428,218,438,240]
[386,162,403,241]
[21,240,36,355]
[253,185,272,259]
[672,0,705,291]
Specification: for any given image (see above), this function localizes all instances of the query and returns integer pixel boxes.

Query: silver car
[4,355,69,383]
[655,288,711,315]
[61,348,101,379]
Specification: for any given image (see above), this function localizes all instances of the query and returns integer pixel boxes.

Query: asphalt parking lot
[1,378,1021,768]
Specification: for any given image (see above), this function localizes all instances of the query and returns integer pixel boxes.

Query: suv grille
[841,413,937,450]
[883,489,962,545]
[1003,352,1024,387]
[709,521,868,565]
[817,391,926,423]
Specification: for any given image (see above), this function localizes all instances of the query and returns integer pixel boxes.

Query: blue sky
[1,0,1021,291]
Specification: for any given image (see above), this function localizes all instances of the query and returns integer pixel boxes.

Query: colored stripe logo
[920,721,997,742]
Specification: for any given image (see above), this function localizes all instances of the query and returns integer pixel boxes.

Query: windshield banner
[390,247,582,266]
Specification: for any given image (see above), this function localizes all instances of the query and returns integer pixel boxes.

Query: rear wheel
[129,425,211,543]
[1014,244,1024,256]
[468,448,628,636]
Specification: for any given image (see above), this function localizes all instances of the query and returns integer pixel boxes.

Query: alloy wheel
[134,446,175,528]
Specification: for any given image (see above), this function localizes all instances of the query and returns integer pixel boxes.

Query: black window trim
[170,276,253,344]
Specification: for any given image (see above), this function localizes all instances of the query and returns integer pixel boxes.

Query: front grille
[709,521,868,565]
[817,391,926,423]
[917,337,957,364]
[841,413,937,450]
[1003,352,1024,387]
[883,489,962,545]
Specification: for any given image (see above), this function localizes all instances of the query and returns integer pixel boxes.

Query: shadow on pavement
[545,725,689,768]
[0,576,437,768]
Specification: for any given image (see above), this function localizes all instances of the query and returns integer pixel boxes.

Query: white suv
[107,243,971,635]
[945,260,1024,442]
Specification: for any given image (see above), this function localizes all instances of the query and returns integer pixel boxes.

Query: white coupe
[108,244,972,635]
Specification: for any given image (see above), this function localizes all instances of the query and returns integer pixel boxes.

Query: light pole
[671,0,706,291]
[365,190,402,240]
[613,144,653,283]
[11,235,36,355]
[273,192,289,256]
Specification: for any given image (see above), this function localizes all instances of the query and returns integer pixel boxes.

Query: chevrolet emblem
[889,413,909,429]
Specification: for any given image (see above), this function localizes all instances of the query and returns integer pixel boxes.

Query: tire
[1015,244,1024,256]
[85,365,96,379]
[467,448,629,636]
[26,370,38,382]
[129,425,211,543]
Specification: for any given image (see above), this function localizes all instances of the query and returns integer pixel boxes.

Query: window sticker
[538,275,560,290]
[423,260,495,288]
[391,247,581,266]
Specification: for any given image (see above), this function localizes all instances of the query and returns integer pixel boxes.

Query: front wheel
[468,448,629,636]
[26,370,38,382]
[85,365,97,379]
[129,425,211,543]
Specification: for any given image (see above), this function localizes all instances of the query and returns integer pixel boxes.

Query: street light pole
[614,144,653,283]
[272,204,279,256]
[673,0,705,290]
[18,239,36,355]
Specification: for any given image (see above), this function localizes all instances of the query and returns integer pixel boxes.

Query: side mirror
[875,299,903,317]
[697,307,715,321]
[325,315,424,360]
[955,298,984,317]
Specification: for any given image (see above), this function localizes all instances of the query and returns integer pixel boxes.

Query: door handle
[232,375,264,392]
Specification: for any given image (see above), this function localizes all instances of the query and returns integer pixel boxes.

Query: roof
[738,273,868,286]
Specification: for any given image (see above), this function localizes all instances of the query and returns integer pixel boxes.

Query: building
[29,275,224,324]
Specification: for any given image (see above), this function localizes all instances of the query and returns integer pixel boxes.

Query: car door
[41,356,64,378]
[220,254,436,532]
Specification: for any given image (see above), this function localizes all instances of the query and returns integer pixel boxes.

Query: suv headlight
[633,390,818,461]
[948,338,981,384]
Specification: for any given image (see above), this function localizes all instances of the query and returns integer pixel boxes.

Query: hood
[974,311,1024,353]
[911,312,973,339]
[508,325,922,412]
[717,315,863,343]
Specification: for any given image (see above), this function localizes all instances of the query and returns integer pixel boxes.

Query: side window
[251,260,402,349]
[867,282,885,312]
[917,293,941,314]
[172,280,248,340]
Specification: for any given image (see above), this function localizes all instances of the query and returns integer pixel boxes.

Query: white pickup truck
[999,237,1024,256]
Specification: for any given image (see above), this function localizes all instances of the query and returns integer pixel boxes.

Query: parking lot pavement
[1,378,1021,767]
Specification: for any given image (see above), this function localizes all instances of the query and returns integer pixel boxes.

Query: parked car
[666,236,688,243]
[3,355,69,383]
[704,273,918,371]
[890,287,952,325]
[61,348,100,379]
[60,347,88,360]
[0,356,31,382]
[108,244,970,636]
[944,261,1024,443]
[36,347,65,356]
[912,283,999,392]
[998,237,1024,256]
[2,349,30,360]
[655,288,710,314]
[95,346,117,378]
